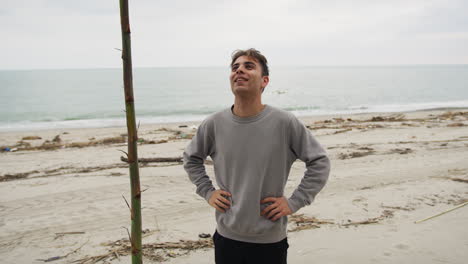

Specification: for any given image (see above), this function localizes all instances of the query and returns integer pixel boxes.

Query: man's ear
[261,76,269,92]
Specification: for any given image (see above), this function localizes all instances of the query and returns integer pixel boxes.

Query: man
[183,48,330,264]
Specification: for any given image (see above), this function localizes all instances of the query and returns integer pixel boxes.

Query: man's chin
[232,87,253,96]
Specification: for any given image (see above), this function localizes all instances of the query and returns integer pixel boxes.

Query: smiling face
[230,55,269,97]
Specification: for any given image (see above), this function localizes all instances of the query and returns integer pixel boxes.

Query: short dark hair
[231,48,269,77]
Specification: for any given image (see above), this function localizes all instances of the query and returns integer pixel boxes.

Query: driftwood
[37,240,88,262]
[415,201,468,224]
[289,214,334,232]
[338,150,375,159]
[342,210,394,227]
[55,231,85,240]
[450,178,468,183]
[21,136,42,140]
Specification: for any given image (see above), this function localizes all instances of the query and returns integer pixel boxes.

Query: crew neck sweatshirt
[183,104,330,243]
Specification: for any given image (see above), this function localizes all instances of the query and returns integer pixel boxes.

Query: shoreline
[1,106,468,135]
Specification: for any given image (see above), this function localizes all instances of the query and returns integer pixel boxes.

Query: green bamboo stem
[119,0,142,263]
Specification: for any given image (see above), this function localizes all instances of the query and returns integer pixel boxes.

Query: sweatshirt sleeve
[183,119,216,202]
[286,115,331,213]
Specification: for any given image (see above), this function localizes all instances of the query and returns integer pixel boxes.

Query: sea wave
[1,100,467,132]
[0,115,208,132]
[284,100,468,117]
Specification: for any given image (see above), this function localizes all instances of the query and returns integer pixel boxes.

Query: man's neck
[232,97,265,118]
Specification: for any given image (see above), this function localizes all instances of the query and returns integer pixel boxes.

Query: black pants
[213,230,289,264]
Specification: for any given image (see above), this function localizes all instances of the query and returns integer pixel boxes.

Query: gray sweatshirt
[183,104,330,243]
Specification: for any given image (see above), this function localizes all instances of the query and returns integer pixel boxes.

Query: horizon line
[1,63,468,71]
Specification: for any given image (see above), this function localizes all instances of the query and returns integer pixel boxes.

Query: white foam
[0,115,208,132]
[1,100,468,132]
[291,100,468,117]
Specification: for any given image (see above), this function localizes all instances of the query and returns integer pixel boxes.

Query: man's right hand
[208,190,232,213]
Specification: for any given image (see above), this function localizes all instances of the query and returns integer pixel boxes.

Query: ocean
[1,65,467,132]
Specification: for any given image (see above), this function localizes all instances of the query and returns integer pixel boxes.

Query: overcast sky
[2,0,468,69]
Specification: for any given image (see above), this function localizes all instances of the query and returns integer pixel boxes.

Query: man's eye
[232,66,238,71]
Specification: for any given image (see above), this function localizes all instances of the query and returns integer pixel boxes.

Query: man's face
[230,56,269,97]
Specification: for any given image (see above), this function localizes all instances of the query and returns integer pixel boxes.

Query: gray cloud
[1,0,467,69]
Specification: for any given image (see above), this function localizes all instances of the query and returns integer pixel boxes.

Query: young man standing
[183,49,330,263]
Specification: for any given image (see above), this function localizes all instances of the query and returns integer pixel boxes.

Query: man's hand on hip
[208,190,232,213]
[260,196,292,221]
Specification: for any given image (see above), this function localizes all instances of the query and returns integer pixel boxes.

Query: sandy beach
[1,109,467,264]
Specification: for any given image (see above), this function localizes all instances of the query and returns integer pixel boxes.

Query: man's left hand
[260,196,292,221]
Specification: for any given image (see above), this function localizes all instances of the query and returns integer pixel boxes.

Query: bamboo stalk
[415,201,468,224]
[119,0,142,263]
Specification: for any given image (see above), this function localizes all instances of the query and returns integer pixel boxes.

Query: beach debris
[168,131,194,140]
[338,150,375,159]
[401,122,418,127]
[352,196,367,203]
[34,136,126,150]
[415,201,468,224]
[178,125,188,128]
[52,135,62,143]
[120,156,183,163]
[0,159,184,182]
[75,238,213,263]
[136,138,167,144]
[450,178,468,183]
[37,140,62,150]
[381,205,415,211]
[37,256,61,262]
[333,128,352,134]
[288,214,334,232]
[198,233,211,238]
[367,114,406,122]
[447,122,466,127]
[342,210,394,227]
[369,116,385,122]
[357,147,374,151]
[307,122,385,132]
[438,111,468,120]
[55,231,86,240]
[0,171,36,181]
[388,148,413,154]
[15,141,31,148]
[100,136,126,144]
[37,240,87,262]
[447,168,466,176]
[333,117,345,123]
[21,136,42,140]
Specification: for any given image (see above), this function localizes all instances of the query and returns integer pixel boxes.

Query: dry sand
[1,109,467,264]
